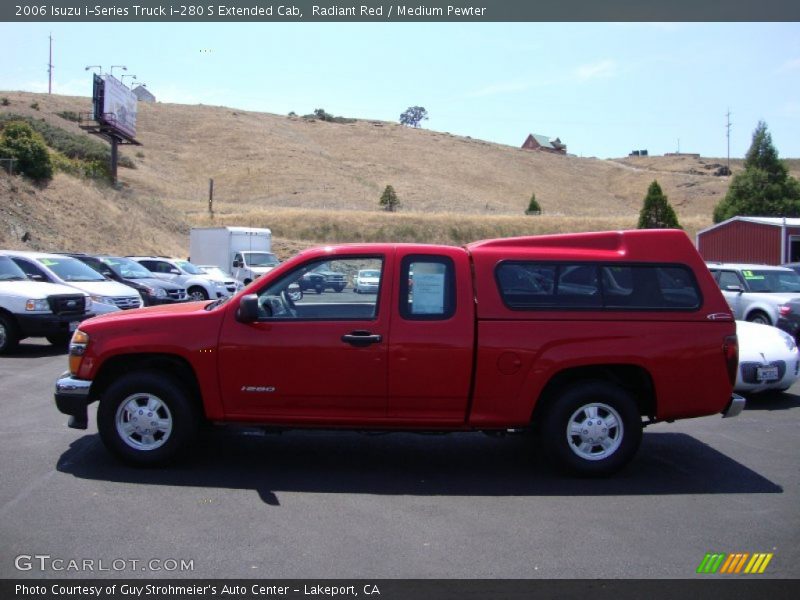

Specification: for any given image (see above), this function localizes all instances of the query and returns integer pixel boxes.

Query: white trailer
[189,227,279,285]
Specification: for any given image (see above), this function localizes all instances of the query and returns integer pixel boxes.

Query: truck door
[387,250,475,423]
[217,254,391,421]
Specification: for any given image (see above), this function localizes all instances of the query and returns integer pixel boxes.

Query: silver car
[707,262,800,326]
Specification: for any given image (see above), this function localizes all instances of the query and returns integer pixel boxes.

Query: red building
[521,133,567,155]
[697,217,800,265]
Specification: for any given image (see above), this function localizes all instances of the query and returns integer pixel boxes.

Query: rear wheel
[541,381,642,476]
[746,310,771,326]
[0,314,20,355]
[97,371,199,466]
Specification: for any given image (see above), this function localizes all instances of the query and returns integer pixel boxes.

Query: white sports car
[735,320,800,394]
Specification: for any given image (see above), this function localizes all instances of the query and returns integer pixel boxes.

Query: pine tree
[525,193,541,215]
[637,181,681,229]
[379,185,400,212]
[713,121,800,223]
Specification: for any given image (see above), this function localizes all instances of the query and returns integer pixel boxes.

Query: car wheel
[314,285,323,294]
[188,286,209,301]
[46,334,72,348]
[0,314,20,355]
[335,285,344,292]
[541,381,642,477]
[97,371,198,466]
[746,311,771,326]
[243,279,252,286]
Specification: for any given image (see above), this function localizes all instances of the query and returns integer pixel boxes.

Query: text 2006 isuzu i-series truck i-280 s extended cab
[55,230,743,476]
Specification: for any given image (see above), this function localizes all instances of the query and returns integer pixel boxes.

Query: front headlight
[25,299,50,312]
[84,296,92,310]
[780,330,798,352]
[143,286,167,298]
[90,295,114,305]
[68,330,89,376]
[214,281,226,288]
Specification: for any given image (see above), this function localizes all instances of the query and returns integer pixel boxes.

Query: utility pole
[725,108,732,172]
[47,34,53,94]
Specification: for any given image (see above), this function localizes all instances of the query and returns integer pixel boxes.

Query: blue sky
[1,21,799,158]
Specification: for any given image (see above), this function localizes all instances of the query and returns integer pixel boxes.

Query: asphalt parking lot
[1,338,799,580]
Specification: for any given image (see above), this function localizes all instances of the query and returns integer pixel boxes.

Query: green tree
[637,180,681,229]
[525,192,541,215]
[0,120,53,181]
[379,185,400,212]
[713,121,800,223]
[399,106,428,128]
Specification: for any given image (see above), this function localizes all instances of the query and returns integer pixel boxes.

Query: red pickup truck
[55,229,743,475]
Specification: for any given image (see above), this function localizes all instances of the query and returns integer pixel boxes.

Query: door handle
[341,330,382,347]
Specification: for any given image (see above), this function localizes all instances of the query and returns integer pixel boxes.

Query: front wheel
[97,371,199,466]
[188,286,209,301]
[0,314,20,355]
[541,381,642,477]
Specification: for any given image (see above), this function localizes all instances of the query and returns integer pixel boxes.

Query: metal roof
[697,216,800,237]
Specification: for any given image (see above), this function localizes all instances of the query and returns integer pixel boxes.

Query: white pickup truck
[0,254,92,353]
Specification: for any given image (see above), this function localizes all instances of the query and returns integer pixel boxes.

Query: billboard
[92,73,138,140]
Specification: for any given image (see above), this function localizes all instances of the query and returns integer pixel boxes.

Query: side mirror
[236,294,268,323]
[233,260,242,268]
[169,268,181,275]
[725,285,744,294]
[27,273,45,282]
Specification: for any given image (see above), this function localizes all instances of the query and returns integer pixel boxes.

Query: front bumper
[722,393,746,418]
[54,372,93,429]
[16,313,91,338]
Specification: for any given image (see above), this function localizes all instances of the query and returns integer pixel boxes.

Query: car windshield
[0,256,27,281]
[102,257,155,279]
[361,270,380,278]
[174,260,203,275]
[245,252,279,267]
[40,257,106,282]
[743,269,800,293]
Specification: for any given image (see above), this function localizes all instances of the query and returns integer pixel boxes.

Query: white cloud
[575,59,617,81]
[780,58,800,72]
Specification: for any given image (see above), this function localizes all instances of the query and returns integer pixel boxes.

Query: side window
[12,258,50,282]
[495,263,600,308]
[497,262,700,311]
[400,255,456,320]
[718,271,743,290]
[257,257,383,320]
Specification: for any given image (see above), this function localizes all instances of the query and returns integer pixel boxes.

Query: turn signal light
[723,335,739,387]
[69,330,89,376]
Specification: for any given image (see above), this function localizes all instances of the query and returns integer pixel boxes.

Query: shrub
[0,120,53,181]
[1,97,9,106]
[637,181,681,229]
[56,111,82,122]
[379,185,401,212]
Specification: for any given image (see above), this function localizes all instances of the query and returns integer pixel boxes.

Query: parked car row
[0,250,241,354]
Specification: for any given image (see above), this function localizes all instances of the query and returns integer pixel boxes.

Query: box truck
[189,227,280,285]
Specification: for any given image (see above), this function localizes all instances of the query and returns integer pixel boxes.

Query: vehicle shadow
[56,429,782,505]
[3,340,66,358]
[741,390,800,411]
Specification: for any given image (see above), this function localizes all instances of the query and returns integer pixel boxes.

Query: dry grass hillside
[1,90,798,258]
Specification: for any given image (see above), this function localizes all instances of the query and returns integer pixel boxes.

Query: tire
[243,279,252,286]
[0,314,20,355]
[541,381,642,477]
[97,371,199,466]
[746,310,771,326]
[188,286,209,301]
[314,285,323,295]
[334,285,344,293]
[46,334,72,348]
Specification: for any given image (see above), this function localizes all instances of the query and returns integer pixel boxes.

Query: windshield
[101,257,155,279]
[360,270,380,278]
[174,260,203,275]
[743,269,800,293]
[244,252,279,267]
[40,257,106,282]
[0,256,27,281]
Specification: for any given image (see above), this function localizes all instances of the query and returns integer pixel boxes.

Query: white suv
[0,254,92,353]
[6,251,142,314]
[129,257,236,301]
[707,262,800,325]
